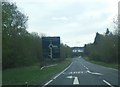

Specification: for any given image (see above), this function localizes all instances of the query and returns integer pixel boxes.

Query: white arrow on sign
[48,42,58,59]
[67,76,79,85]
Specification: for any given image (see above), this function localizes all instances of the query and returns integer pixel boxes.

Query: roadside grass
[84,57,119,70]
[2,58,72,85]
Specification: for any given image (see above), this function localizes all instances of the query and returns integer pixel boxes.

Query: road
[42,57,119,87]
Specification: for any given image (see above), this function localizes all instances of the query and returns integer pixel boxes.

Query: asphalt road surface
[42,57,119,87]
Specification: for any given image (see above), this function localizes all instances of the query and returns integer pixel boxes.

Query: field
[2,58,72,85]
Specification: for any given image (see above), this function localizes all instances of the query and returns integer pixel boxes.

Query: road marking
[62,72,66,74]
[69,71,85,74]
[69,72,72,74]
[103,80,114,87]
[73,77,79,85]
[84,66,88,70]
[42,80,53,87]
[102,66,118,71]
[42,62,73,87]
[81,71,83,73]
[107,68,118,71]
[86,70,103,75]
[67,76,80,85]
[67,76,74,79]
[53,62,73,79]
[81,63,89,70]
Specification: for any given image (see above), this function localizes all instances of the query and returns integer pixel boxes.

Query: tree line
[84,28,118,64]
[2,1,72,69]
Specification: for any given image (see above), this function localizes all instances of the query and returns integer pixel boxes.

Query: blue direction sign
[42,37,60,59]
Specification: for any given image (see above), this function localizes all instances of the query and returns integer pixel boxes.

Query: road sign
[42,37,60,59]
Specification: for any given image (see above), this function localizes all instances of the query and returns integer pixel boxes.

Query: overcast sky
[12,0,119,47]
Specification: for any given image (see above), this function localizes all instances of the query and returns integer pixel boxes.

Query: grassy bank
[2,58,72,85]
[84,57,119,70]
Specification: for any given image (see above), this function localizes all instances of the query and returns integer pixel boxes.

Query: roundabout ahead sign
[42,37,60,59]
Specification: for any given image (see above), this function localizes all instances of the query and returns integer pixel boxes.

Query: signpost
[42,37,60,59]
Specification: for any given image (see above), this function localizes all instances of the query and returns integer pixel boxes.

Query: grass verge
[84,57,119,70]
[2,58,72,85]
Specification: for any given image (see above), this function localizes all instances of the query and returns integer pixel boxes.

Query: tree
[2,1,29,69]
[105,28,110,35]
[2,1,72,69]
[60,43,72,60]
[94,32,103,45]
[84,29,118,63]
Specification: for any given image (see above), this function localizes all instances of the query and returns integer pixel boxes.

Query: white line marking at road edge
[108,68,118,71]
[42,80,53,87]
[103,80,114,87]
[53,62,73,79]
[73,77,79,85]
[42,62,73,87]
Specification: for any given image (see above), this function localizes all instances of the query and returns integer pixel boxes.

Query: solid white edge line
[42,80,53,87]
[106,67,118,71]
[53,62,73,79]
[103,80,114,87]
[43,62,73,87]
